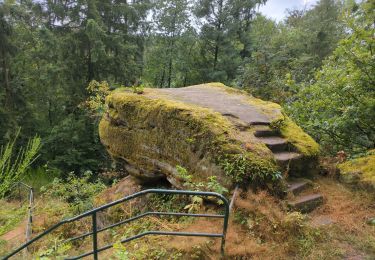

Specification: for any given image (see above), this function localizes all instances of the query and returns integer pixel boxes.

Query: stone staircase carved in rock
[253,122,323,212]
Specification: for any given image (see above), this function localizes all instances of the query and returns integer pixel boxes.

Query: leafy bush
[42,171,106,214]
[0,129,41,198]
[84,80,111,117]
[176,165,228,195]
[207,176,228,195]
[287,2,375,154]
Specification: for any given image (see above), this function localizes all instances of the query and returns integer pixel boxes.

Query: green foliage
[193,0,266,83]
[176,165,193,183]
[23,166,60,193]
[219,154,281,185]
[176,165,228,195]
[207,176,228,195]
[147,193,188,214]
[0,0,151,175]
[42,112,105,175]
[0,129,41,198]
[287,1,375,154]
[131,84,145,94]
[112,242,130,260]
[184,195,203,213]
[143,0,191,88]
[111,237,173,260]
[85,80,111,117]
[35,240,72,260]
[238,0,345,103]
[41,171,106,214]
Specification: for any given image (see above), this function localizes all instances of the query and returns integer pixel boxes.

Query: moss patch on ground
[338,150,375,192]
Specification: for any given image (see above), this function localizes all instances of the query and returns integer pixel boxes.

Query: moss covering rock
[99,83,319,192]
[338,150,375,193]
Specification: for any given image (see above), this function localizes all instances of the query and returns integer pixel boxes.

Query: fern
[0,129,41,198]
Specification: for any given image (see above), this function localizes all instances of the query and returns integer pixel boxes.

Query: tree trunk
[213,43,219,70]
[1,49,11,109]
[87,42,94,82]
[213,0,224,71]
[160,69,165,88]
[167,39,175,88]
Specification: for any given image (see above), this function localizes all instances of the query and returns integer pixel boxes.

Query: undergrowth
[41,171,106,214]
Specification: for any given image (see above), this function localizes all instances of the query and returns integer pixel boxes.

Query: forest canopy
[0,0,374,176]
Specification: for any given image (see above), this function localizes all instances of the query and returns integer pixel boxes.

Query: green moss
[104,91,233,136]
[218,153,279,185]
[247,97,283,118]
[278,116,320,157]
[338,150,375,191]
[205,82,248,95]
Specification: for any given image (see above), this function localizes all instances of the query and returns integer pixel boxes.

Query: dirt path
[1,220,26,242]
[310,178,375,229]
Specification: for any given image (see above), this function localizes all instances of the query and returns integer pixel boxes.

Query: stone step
[274,151,302,163]
[286,179,310,195]
[253,126,280,137]
[257,136,288,152]
[288,193,323,213]
[249,121,271,126]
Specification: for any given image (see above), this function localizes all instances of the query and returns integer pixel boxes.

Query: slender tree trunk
[183,43,195,86]
[167,7,178,88]
[87,42,94,81]
[167,39,174,88]
[48,99,53,127]
[160,69,165,88]
[1,49,11,108]
[167,58,172,88]
[213,43,219,70]
[213,0,223,71]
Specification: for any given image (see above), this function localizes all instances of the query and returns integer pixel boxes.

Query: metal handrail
[4,189,230,259]
[6,182,34,244]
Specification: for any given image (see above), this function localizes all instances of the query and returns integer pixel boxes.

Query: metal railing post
[221,200,230,258]
[18,183,21,204]
[92,212,98,260]
[26,187,34,245]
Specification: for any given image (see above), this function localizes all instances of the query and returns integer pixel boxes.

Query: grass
[0,201,26,236]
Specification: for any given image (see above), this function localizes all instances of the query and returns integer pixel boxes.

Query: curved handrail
[4,189,230,259]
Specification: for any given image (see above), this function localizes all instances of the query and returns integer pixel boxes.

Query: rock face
[99,83,319,191]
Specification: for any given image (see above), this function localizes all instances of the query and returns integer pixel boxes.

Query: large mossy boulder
[338,150,375,193]
[99,83,319,192]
